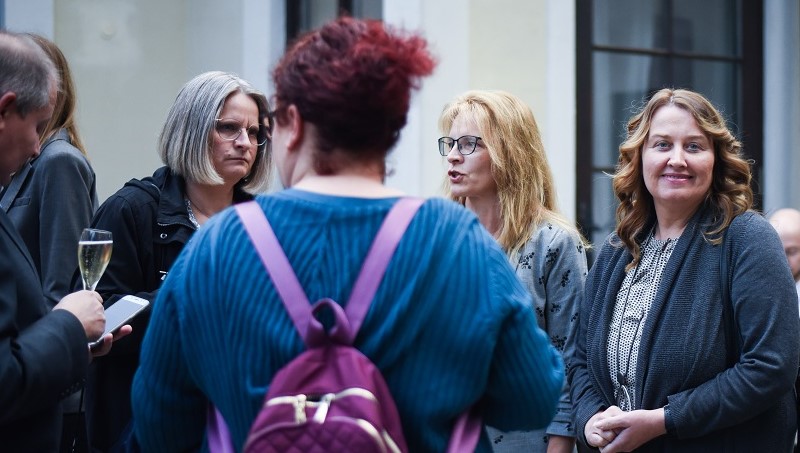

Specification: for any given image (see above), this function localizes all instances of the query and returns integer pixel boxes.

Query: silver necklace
[185,198,200,229]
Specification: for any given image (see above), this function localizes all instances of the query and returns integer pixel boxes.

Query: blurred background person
[0,30,116,452]
[768,206,800,453]
[439,90,587,453]
[132,17,563,452]
[78,71,271,452]
[1,33,97,308]
[0,33,99,452]
[769,207,800,305]
[570,88,799,452]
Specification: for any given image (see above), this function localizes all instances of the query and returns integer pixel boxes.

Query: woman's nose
[446,144,462,163]
[234,129,251,147]
[667,148,686,167]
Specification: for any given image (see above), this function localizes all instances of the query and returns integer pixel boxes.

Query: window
[576,0,763,253]
[286,0,382,45]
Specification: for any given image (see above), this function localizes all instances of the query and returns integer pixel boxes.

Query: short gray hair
[0,31,58,116]
[158,71,271,193]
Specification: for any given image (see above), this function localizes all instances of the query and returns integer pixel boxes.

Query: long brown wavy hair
[440,90,587,256]
[613,88,752,270]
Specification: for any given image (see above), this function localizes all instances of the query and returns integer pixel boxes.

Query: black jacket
[0,210,88,452]
[75,166,252,451]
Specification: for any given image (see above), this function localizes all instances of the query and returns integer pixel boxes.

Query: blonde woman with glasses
[439,90,588,453]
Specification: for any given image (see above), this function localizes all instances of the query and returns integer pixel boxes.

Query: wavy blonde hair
[614,88,752,269]
[439,90,586,255]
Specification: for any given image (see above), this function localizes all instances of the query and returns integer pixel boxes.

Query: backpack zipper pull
[312,393,335,423]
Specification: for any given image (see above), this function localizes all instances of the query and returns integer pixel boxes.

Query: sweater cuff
[663,404,676,435]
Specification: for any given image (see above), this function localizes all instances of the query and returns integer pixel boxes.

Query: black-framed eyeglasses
[215,118,269,146]
[438,135,482,156]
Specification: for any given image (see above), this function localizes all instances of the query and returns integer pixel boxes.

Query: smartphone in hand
[88,294,149,351]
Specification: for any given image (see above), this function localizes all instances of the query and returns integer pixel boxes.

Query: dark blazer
[2,129,97,307]
[569,209,800,452]
[0,209,89,452]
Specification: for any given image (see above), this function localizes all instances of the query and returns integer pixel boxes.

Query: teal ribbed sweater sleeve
[132,191,563,452]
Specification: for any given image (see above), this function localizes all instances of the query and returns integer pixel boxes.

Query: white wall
[55,0,187,201]
[8,0,577,218]
[40,0,285,201]
[384,0,471,197]
[4,0,53,37]
[384,0,576,220]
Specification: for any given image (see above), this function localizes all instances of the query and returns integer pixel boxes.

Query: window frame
[575,0,763,255]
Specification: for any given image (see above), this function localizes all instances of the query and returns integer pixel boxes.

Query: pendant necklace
[185,198,201,229]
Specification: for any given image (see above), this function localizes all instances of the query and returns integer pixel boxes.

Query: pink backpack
[207,198,481,453]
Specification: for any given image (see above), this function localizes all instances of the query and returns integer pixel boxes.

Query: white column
[763,0,800,213]
[544,0,577,221]
[383,0,470,197]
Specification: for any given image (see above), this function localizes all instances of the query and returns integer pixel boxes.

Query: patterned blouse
[607,232,677,411]
[488,221,588,453]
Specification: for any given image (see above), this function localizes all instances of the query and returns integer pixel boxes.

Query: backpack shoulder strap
[235,197,424,342]
[345,197,424,336]
[235,201,312,340]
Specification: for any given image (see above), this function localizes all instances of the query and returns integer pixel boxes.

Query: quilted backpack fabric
[243,302,406,453]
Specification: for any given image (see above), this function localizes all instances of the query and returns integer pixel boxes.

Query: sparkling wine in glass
[78,228,113,291]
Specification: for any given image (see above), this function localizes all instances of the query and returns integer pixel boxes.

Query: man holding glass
[0,30,122,451]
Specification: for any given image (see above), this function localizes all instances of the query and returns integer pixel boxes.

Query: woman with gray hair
[79,70,271,452]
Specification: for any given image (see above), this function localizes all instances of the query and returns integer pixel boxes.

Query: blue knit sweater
[131,190,564,452]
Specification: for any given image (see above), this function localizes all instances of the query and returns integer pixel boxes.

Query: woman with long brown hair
[569,88,799,452]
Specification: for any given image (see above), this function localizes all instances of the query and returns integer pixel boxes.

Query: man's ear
[284,104,304,152]
[0,92,16,119]
[0,92,16,132]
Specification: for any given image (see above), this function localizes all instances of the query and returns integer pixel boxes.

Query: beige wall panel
[56,0,188,201]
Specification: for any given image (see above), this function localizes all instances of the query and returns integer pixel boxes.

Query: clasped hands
[585,406,666,453]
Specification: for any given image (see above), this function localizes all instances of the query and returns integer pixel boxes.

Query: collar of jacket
[131,166,253,230]
[634,199,722,246]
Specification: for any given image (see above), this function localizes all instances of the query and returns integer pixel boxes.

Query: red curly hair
[272,17,436,174]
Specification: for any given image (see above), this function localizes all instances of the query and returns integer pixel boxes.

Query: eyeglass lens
[216,118,268,146]
[438,136,480,156]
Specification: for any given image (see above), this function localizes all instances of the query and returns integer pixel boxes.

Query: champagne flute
[78,228,113,291]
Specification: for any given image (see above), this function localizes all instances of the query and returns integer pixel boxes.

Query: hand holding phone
[88,295,149,351]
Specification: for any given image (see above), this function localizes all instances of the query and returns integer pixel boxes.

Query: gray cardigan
[2,129,98,307]
[569,209,800,451]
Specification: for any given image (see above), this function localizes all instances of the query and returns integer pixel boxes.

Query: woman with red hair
[132,17,563,452]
